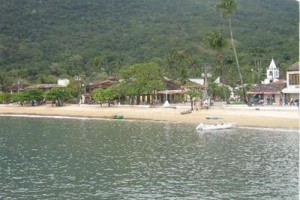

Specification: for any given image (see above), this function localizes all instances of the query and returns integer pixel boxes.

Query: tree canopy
[45,87,71,106]
[92,87,118,106]
[119,62,166,96]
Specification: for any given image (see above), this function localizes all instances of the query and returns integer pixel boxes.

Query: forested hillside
[0,0,298,86]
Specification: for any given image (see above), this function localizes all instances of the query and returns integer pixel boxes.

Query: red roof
[90,79,118,89]
[247,81,286,95]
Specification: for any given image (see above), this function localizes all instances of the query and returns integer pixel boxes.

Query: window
[275,71,279,78]
[289,74,299,85]
[269,71,273,77]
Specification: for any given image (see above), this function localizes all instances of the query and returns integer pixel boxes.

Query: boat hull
[196,123,235,130]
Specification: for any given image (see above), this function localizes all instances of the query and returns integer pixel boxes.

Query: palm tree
[206,29,227,77]
[215,0,246,101]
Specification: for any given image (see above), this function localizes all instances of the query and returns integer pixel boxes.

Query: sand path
[0,104,299,129]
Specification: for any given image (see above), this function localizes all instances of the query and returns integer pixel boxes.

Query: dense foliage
[92,88,118,106]
[45,87,72,106]
[0,89,44,105]
[0,0,298,87]
[120,62,165,93]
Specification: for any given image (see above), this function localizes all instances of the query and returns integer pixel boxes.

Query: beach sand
[0,104,299,129]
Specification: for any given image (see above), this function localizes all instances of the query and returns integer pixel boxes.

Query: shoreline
[0,113,298,132]
[0,104,299,130]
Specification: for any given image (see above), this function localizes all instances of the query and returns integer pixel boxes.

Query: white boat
[196,123,235,130]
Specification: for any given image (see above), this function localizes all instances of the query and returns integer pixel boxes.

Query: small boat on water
[206,116,221,120]
[196,123,235,130]
[113,115,124,119]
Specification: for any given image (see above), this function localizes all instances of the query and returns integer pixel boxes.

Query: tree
[92,87,117,106]
[45,87,71,106]
[208,83,231,101]
[119,62,165,104]
[0,93,11,104]
[165,50,192,81]
[249,47,265,84]
[205,29,228,77]
[24,89,44,104]
[11,92,25,104]
[67,78,81,98]
[10,89,44,105]
[67,54,84,76]
[109,82,129,104]
[215,0,246,102]
[186,86,202,110]
[0,72,5,89]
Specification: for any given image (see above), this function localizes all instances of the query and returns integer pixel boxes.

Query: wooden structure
[155,77,185,104]
[247,81,286,103]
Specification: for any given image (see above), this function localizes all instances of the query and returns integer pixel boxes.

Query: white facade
[57,79,70,87]
[262,59,280,84]
[282,62,300,101]
[188,78,204,86]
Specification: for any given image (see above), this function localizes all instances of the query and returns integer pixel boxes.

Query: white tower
[263,59,279,84]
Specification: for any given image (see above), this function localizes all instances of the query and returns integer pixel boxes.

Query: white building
[282,62,299,101]
[262,59,280,84]
[57,79,70,87]
[247,59,286,103]
[188,78,204,86]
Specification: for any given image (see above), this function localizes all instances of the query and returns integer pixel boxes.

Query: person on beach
[204,99,209,109]
[266,96,271,105]
[289,98,294,106]
[279,96,283,106]
[199,100,204,110]
[284,96,288,106]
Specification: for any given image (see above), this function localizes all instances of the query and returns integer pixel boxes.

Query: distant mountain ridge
[0,0,298,83]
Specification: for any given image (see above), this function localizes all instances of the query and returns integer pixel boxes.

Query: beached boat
[206,116,221,120]
[180,109,192,115]
[196,123,235,130]
[113,115,124,119]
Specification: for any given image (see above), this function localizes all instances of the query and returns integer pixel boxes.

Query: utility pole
[75,75,81,106]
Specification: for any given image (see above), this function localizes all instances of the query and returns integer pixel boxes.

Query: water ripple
[0,117,298,199]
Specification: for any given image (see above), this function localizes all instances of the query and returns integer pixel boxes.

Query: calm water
[0,116,298,200]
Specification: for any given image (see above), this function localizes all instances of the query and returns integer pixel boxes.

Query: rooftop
[247,81,286,95]
[287,62,299,71]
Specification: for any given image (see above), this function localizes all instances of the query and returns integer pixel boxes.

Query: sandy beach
[0,103,299,130]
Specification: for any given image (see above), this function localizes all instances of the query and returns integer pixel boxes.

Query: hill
[0,0,298,85]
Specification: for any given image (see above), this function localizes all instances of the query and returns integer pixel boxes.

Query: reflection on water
[0,117,298,199]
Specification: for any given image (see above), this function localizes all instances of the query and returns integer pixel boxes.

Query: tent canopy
[282,87,300,94]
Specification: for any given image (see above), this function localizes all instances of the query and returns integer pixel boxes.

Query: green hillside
[0,0,298,85]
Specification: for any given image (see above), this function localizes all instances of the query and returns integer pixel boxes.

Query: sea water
[0,116,298,199]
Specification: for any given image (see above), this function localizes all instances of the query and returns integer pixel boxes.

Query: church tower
[263,59,279,84]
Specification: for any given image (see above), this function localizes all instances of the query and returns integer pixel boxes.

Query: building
[84,76,185,105]
[262,59,280,84]
[282,62,299,102]
[85,77,119,94]
[25,84,64,91]
[25,78,69,91]
[7,84,29,93]
[57,79,70,87]
[247,59,285,103]
[146,77,184,104]
[247,81,286,103]
[84,77,119,104]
